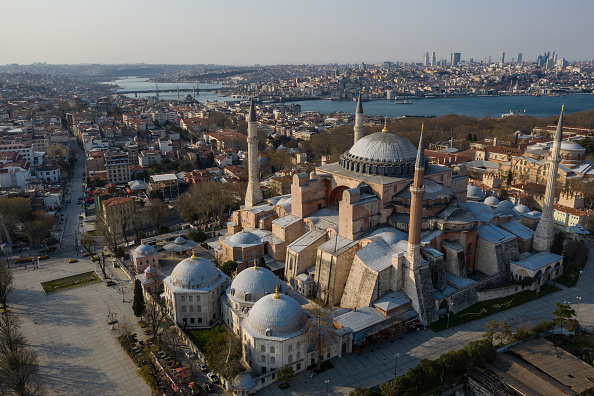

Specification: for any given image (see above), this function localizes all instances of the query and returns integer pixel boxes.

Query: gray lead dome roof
[246,293,306,337]
[339,131,427,177]
[230,266,278,302]
[169,256,221,289]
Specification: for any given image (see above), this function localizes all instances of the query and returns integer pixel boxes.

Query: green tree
[220,261,238,277]
[188,230,207,243]
[506,170,513,186]
[497,188,508,202]
[0,348,43,396]
[114,246,125,259]
[206,152,215,167]
[0,262,14,311]
[132,279,145,317]
[551,302,576,332]
[483,320,500,345]
[277,365,295,388]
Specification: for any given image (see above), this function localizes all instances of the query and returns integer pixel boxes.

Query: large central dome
[339,131,427,177]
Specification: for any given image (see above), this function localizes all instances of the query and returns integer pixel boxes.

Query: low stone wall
[476,282,536,302]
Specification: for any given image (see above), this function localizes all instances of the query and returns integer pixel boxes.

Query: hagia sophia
[138,99,569,392]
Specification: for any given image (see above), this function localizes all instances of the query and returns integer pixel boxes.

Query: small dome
[169,256,221,289]
[467,185,486,199]
[560,141,585,152]
[245,293,306,337]
[484,196,500,206]
[289,148,300,154]
[277,144,287,150]
[514,204,530,213]
[232,371,256,391]
[230,266,278,302]
[226,231,261,247]
[135,244,156,256]
[498,200,514,209]
[145,265,157,274]
[174,236,186,244]
[258,157,269,165]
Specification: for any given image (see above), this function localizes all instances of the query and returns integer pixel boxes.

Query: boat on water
[394,100,413,104]
[501,110,527,118]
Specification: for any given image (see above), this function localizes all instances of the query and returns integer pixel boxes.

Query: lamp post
[447,301,455,329]
[119,286,126,302]
[394,353,400,377]
[576,296,582,318]
[325,379,329,396]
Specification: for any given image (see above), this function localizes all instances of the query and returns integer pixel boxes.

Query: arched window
[297,342,301,349]
[261,355,266,363]
[181,306,186,313]
[261,345,266,352]
[271,357,275,364]
[288,344,293,352]
[297,352,301,360]
[270,346,275,353]
[288,354,293,363]
[197,305,202,312]
[189,305,194,312]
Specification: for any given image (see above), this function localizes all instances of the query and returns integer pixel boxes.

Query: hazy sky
[2,0,593,65]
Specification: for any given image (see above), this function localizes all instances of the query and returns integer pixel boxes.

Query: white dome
[498,200,514,209]
[245,293,306,337]
[135,244,156,256]
[560,141,585,152]
[174,236,186,244]
[226,231,261,247]
[169,256,221,289]
[347,132,418,163]
[514,204,530,213]
[230,266,278,302]
[484,196,500,206]
[467,185,486,199]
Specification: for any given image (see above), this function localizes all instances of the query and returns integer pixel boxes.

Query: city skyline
[1,0,593,65]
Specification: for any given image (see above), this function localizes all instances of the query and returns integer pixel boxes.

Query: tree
[80,233,95,254]
[551,302,576,332]
[506,170,513,186]
[0,197,32,236]
[206,152,215,168]
[277,365,294,388]
[550,232,565,255]
[499,320,512,346]
[117,319,138,353]
[114,246,125,259]
[483,320,500,345]
[220,261,238,277]
[0,347,43,396]
[132,279,145,318]
[0,312,27,356]
[147,199,169,231]
[204,330,242,380]
[188,230,207,243]
[0,263,14,311]
[306,306,341,371]
[142,295,168,339]
[349,388,381,396]
[497,188,508,202]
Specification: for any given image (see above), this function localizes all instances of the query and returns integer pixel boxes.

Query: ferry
[394,100,413,104]
[501,110,526,118]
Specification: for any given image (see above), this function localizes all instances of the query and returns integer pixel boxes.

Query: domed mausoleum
[132,243,159,274]
[240,289,308,376]
[163,253,227,328]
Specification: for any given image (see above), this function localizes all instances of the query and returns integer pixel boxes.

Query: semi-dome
[339,130,427,177]
[245,292,306,337]
[467,185,486,199]
[226,230,261,247]
[169,256,221,289]
[484,196,500,206]
[135,244,156,256]
[230,266,278,302]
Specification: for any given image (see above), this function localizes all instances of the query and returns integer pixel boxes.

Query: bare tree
[306,306,341,371]
[143,295,168,339]
[160,326,182,367]
[0,347,43,396]
[117,318,138,353]
[205,331,243,380]
[147,199,169,231]
[80,233,95,254]
[0,312,27,355]
[0,263,13,311]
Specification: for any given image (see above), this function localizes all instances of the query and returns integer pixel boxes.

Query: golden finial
[561,104,565,112]
[254,258,258,269]
[421,123,424,133]
[191,249,196,260]
[273,286,280,299]
[382,118,388,133]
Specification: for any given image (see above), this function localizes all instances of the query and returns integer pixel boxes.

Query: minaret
[533,106,564,251]
[354,92,364,143]
[244,99,263,208]
[407,125,425,268]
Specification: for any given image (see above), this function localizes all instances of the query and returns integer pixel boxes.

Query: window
[197,305,201,312]
[198,318,203,324]
[188,296,193,302]
[261,345,266,352]
[181,296,186,302]
[288,344,293,352]
[261,355,266,363]
[181,306,186,313]
[190,318,195,324]
[189,306,193,312]
[297,363,301,370]
[288,355,293,363]
[297,342,301,349]
[297,352,301,360]
[271,357,275,364]
[270,346,275,353]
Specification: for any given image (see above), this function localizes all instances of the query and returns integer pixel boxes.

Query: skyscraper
[517,53,523,63]
[450,53,461,66]
[423,52,430,67]
[500,52,505,63]
[431,52,436,66]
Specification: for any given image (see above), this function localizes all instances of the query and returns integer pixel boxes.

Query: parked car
[199,362,208,372]
[105,280,115,286]
[207,373,218,383]
[203,383,215,392]
[184,349,195,359]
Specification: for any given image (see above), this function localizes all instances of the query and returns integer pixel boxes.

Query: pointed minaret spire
[533,106,564,252]
[407,125,426,268]
[245,97,263,208]
[353,92,364,144]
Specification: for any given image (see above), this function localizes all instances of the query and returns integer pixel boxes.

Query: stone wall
[475,237,518,277]
[476,282,537,302]
[341,256,379,309]
[285,230,326,286]
[315,243,358,306]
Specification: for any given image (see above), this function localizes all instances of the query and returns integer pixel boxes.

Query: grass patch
[307,360,335,374]
[187,325,227,350]
[42,271,101,293]
[429,284,559,332]
[554,270,579,288]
